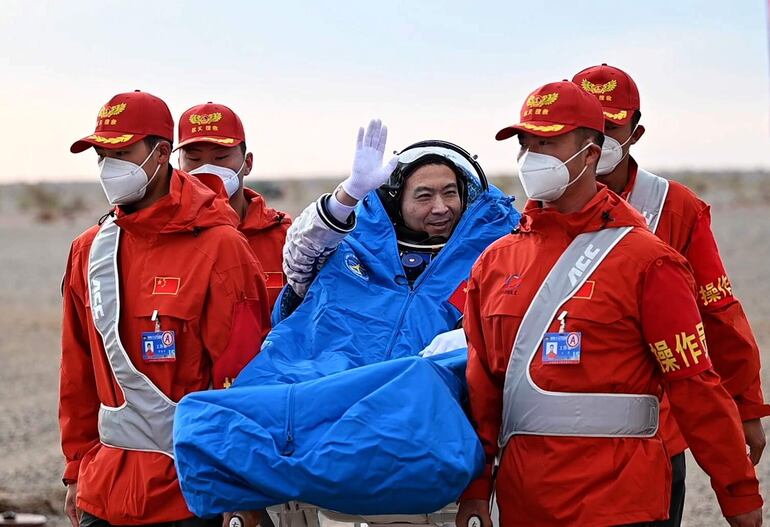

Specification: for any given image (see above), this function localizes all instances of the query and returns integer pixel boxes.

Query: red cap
[70,91,173,153]
[572,64,640,125]
[496,80,605,140]
[176,102,245,150]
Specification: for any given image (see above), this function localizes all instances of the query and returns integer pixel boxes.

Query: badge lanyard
[542,310,582,365]
[141,309,177,363]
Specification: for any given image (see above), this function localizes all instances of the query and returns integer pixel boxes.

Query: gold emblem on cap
[87,134,134,144]
[189,113,223,126]
[581,79,617,95]
[519,123,565,132]
[98,103,127,119]
[603,110,628,120]
[193,136,235,144]
[526,93,559,108]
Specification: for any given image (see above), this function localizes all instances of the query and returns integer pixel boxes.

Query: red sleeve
[59,243,100,483]
[641,255,762,516]
[641,256,712,381]
[685,207,769,419]
[461,263,502,501]
[204,235,272,389]
[733,377,770,421]
[667,372,762,516]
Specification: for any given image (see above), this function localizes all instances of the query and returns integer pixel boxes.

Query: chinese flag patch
[449,280,469,313]
[573,280,595,300]
[265,272,285,289]
[152,276,181,295]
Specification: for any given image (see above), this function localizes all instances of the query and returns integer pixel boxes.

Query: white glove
[419,328,467,358]
[341,119,399,201]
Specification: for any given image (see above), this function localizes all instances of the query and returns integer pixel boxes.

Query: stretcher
[267,502,458,527]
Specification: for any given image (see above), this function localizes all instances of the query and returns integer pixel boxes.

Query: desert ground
[1,171,769,526]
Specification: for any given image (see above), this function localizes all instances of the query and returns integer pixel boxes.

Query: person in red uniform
[456,81,762,527]
[572,63,769,526]
[176,102,291,309]
[60,91,271,527]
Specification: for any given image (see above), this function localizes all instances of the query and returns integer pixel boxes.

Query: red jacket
[59,170,271,525]
[462,186,761,526]
[623,159,769,455]
[239,187,291,309]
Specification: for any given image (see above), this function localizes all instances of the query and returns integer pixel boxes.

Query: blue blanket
[174,351,483,515]
[173,185,519,515]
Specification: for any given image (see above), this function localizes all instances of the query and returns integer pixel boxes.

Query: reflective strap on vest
[499,226,659,447]
[88,215,176,458]
[628,169,669,234]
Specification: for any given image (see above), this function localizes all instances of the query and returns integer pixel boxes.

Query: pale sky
[1,0,768,182]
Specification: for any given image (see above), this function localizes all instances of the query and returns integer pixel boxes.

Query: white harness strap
[88,215,177,458]
[500,226,659,446]
[628,169,669,234]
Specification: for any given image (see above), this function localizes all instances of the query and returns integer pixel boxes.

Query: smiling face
[399,163,463,239]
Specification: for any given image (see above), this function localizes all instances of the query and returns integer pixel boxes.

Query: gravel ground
[0,177,768,527]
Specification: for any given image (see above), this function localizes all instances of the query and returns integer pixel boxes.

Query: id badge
[141,330,176,362]
[542,331,581,364]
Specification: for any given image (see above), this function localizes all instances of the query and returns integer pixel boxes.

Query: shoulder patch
[344,253,368,280]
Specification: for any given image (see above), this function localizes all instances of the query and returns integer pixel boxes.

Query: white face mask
[188,159,246,198]
[596,126,638,176]
[98,143,161,205]
[517,142,594,202]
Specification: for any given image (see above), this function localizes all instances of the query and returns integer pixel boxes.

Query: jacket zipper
[282,385,296,456]
[382,196,491,360]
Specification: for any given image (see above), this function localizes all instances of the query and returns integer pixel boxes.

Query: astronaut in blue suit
[236,119,520,387]
[173,120,519,521]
